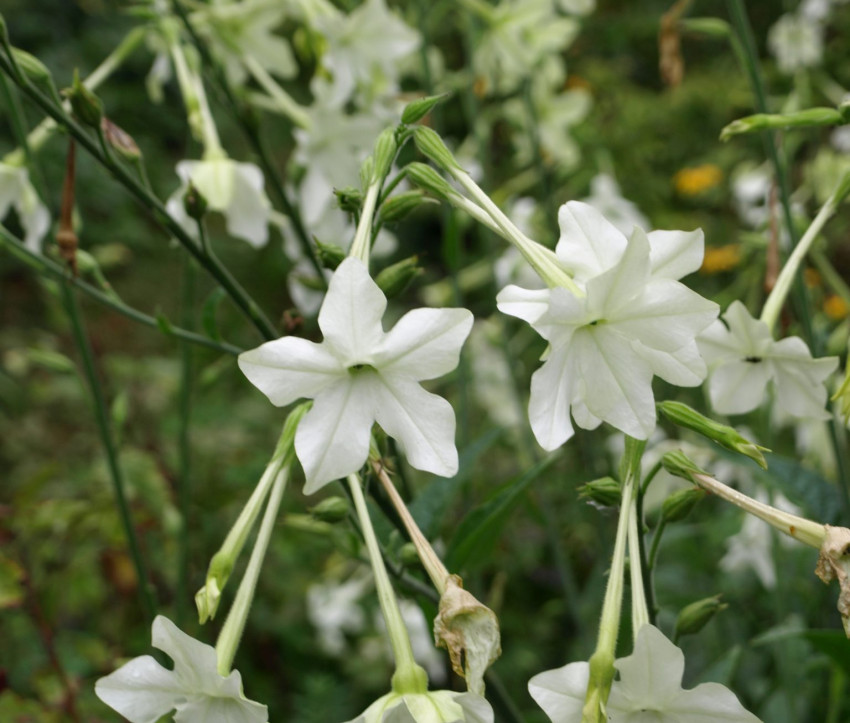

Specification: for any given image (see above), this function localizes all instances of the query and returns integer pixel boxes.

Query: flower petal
[376,308,473,380]
[373,375,460,477]
[647,228,704,280]
[608,625,686,709]
[95,655,183,723]
[770,339,838,419]
[318,258,387,364]
[224,162,271,248]
[296,377,376,493]
[238,337,343,407]
[634,340,707,387]
[707,359,771,415]
[528,661,588,723]
[528,341,577,450]
[495,285,551,325]
[556,200,628,282]
[175,693,268,723]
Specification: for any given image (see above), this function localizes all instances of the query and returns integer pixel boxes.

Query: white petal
[770,340,838,419]
[574,328,656,439]
[318,258,387,364]
[373,375,460,477]
[527,661,588,723]
[454,693,495,723]
[187,158,235,210]
[296,377,376,493]
[570,397,603,431]
[175,693,268,723]
[609,625,685,709]
[647,228,704,280]
[663,682,762,722]
[635,340,707,387]
[583,227,650,320]
[528,342,577,450]
[707,360,771,415]
[224,162,271,248]
[238,337,344,407]
[556,200,628,282]
[152,615,220,685]
[95,655,183,723]
[495,285,551,325]
[376,308,473,380]
[723,301,772,354]
[697,319,741,365]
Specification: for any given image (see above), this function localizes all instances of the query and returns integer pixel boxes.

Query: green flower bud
[674,594,727,640]
[182,182,208,221]
[101,117,141,161]
[405,162,455,200]
[679,17,731,38]
[413,126,462,172]
[401,92,450,125]
[399,542,421,568]
[334,186,363,214]
[65,68,103,128]
[308,496,350,523]
[661,450,708,484]
[372,127,397,182]
[359,156,375,191]
[379,190,428,224]
[660,487,706,524]
[578,476,622,507]
[721,108,844,141]
[315,239,346,270]
[657,401,769,469]
[11,48,61,104]
[375,255,423,299]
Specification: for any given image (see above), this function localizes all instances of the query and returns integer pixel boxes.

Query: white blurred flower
[374,600,447,685]
[558,0,596,15]
[95,615,267,723]
[166,156,272,247]
[698,301,838,419]
[239,258,473,492]
[732,165,772,228]
[768,13,823,74]
[0,163,50,253]
[347,689,492,723]
[307,574,371,656]
[580,173,649,238]
[529,624,761,722]
[468,319,524,429]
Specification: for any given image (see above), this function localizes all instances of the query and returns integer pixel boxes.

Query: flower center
[743,356,763,363]
[347,363,377,375]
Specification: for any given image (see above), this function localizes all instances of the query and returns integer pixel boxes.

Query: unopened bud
[101,118,140,161]
[11,48,61,103]
[674,594,727,640]
[414,126,461,172]
[399,542,422,568]
[65,68,103,128]
[405,162,455,200]
[679,17,731,38]
[658,401,769,469]
[379,190,428,224]
[372,127,397,182]
[402,92,450,125]
[661,487,706,524]
[334,186,362,214]
[721,108,844,141]
[578,476,622,507]
[308,496,349,523]
[315,239,346,270]
[375,255,423,298]
[183,182,207,221]
[662,450,708,484]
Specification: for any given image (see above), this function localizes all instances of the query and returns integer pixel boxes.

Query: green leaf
[202,287,227,341]
[446,454,559,570]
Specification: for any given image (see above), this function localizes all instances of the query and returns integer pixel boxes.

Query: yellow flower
[700,244,741,274]
[674,164,723,196]
[824,294,849,320]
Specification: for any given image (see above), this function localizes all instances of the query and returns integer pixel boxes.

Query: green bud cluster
[674,594,727,640]
[401,92,450,125]
[308,496,350,523]
[375,256,423,298]
[65,68,103,128]
[578,476,622,507]
[660,487,706,524]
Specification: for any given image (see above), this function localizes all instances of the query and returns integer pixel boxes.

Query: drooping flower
[697,300,838,419]
[347,689,493,723]
[239,257,473,492]
[166,155,272,248]
[0,162,50,253]
[497,201,718,449]
[95,615,267,723]
[528,624,762,723]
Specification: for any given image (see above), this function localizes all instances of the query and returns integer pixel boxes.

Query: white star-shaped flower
[239,257,473,493]
[0,163,50,253]
[94,615,267,723]
[166,156,272,248]
[497,201,718,449]
[529,624,762,723]
[348,689,493,723]
[697,301,838,419]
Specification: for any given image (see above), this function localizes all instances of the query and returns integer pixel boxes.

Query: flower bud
[182,182,208,221]
[413,126,461,172]
[673,594,727,640]
[578,476,622,507]
[335,186,363,213]
[721,108,844,141]
[375,255,423,299]
[401,92,450,125]
[661,450,708,484]
[660,487,706,524]
[379,190,428,224]
[405,162,455,200]
[308,496,350,523]
[433,575,501,695]
[11,48,61,104]
[101,118,141,162]
[399,542,422,568]
[315,239,346,270]
[679,17,731,38]
[372,127,397,182]
[65,68,104,128]
[658,401,769,469]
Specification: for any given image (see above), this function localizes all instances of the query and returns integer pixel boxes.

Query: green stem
[61,284,157,621]
[628,497,649,633]
[349,181,380,265]
[242,54,310,129]
[647,519,667,572]
[0,225,242,355]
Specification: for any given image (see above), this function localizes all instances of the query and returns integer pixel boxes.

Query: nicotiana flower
[580,173,649,237]
[0,162,50,253]
[95,615,267,723]
[767,12,824,74]
[697,301,838,419]
[497,201,718,449]
[529,624,762,722]
[166,155,272,248]
[347,689,493,723]
[239,257,473,492]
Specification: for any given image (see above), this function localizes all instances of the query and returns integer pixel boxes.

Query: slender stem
[628,499,650,633]
[0,225,242,355]
[349,181,380,265]
[61,284,157,621]
[215,465,288,674]
[647,519,667,572]
[242,55,310,129]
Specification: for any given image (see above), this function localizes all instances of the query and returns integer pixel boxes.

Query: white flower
[529,624,762,723]
[0,163,50,253]
[580,173,649,238]
[307,573,371,656]
[239,257,473,492]
[767,13,823,74]
[166,156,272,248]
[95,615,267,723]
[497,201,717,449]
[347,690,493,723]
[698,300,838,419]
